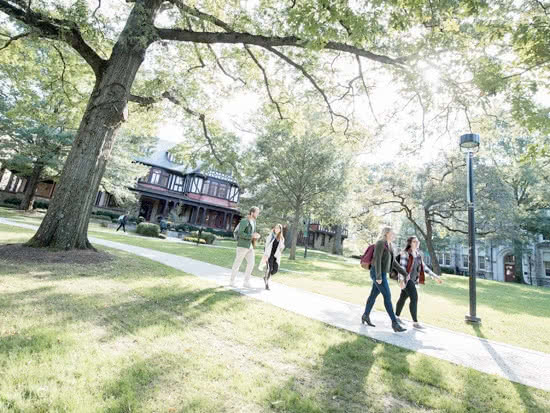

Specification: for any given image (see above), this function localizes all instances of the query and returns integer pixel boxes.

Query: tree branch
[155,28,407,67]
[262,45,349,133]
[0,0,107,77]
[244,45,284,119]
[0,30,30,50]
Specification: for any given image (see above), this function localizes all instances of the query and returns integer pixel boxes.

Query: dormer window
[166,151,175,162]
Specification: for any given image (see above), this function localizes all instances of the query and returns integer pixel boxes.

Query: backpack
[118,215,124,223]
[360,244,375,270]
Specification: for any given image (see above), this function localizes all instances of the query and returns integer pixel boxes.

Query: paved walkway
[1,217,550,392]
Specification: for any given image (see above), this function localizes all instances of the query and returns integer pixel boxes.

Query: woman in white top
[259,224,285,290]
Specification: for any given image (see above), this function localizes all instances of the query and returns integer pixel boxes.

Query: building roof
[135,140,238,184]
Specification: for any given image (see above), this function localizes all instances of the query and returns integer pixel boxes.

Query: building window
[438,252,451,266]
[478,256,486,270]
[172,176,184,192]
[544,252,550,277]
[218,183,228,199]
[202,180,209,195]
[150,169,161,185]
[208,181,219,197]
[462,254,469,268]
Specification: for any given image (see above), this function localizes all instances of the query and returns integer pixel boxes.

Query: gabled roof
[134,140,199,175]
[135,139,238,184]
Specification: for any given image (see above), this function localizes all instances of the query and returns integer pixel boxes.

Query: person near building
[230,207,261,288]
[259,224,285,290]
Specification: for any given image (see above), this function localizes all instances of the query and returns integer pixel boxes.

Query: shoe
[361,314,375,327]
[263,274,268,289]
[412,322,425,329]
[265,284,270,290]
[392,321,406,332]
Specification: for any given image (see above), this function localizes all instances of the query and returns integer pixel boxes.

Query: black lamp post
[460,133,481,324]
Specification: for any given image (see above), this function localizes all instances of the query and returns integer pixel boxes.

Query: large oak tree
[1,0,548,249]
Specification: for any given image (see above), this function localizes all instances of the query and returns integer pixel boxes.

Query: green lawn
[1,225,549,412]
[2,207,550,354]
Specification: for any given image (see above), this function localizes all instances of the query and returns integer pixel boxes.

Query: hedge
[3,197,21,206]
[175,223,232,238]
[183,237,206,244]
[0,203,18,209]
[93,210,121,220]
[90,215,112,222]
[33,201,49,210]
[190,231,216,244]
[137,222,160,238]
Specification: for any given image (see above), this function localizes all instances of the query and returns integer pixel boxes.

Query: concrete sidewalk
[2,217,549,392]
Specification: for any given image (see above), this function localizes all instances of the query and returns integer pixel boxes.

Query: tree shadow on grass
[465,324,546,412]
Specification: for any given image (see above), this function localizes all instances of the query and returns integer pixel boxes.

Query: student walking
[259,224,285,290]
[362,227,408,332]
[116,213,128,232]
[395,236,442,329]
[230,207,261,288]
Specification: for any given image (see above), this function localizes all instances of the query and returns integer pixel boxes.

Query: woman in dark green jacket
[362,227,408,332]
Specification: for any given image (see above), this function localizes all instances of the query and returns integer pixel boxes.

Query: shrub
[100,222,109,228]
[91,215,112,222]
[92,210,120,220]
[183,237,206,244]
[137,222,160,238]
[33,201,49,210]
[128,215,137,223]
[112,218,119,223]
[3,197,21,206]
[190,231,216,244]
[0,203,18,209]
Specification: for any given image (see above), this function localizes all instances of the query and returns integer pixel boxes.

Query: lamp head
[460,133,480,152]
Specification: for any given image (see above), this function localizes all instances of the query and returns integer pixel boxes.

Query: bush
[190,231,216,244]
[128,215,137,223]
[91,215,112,222]
[112,218,119,223]
[100,222,109,228]
[3,197,21,206]
[33,201,49,210]
[137,222,160,238]
[183,237,206,244]
[0,203,18,209]
[92,210,120,220]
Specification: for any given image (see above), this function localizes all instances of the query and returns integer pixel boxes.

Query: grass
[1,225,550,412]
[2,207,550,354]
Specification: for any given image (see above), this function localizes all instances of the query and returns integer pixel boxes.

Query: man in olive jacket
[230,207,261,287]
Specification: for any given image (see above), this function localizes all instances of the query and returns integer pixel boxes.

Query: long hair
[378,226,393,250]
[272,224,284,242]
[404,236,421,257]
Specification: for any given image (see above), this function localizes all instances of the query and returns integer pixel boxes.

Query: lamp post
[460,133,481,324]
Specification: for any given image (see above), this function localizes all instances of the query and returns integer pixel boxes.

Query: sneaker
[412,322,425,329]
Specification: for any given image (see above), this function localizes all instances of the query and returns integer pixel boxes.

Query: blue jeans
[363,267,397,323]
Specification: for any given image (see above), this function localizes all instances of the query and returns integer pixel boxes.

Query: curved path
[2,217,549,392]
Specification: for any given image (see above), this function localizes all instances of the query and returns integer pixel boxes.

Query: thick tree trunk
[513,239,525,283]
[332,225,343,255]
[19,163,43,211]
[26,1,163,250]
[289,209,301,260]
[423,211,442,275]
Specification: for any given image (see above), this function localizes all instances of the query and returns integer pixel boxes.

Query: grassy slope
[1,208,550,354]
[1,225,549,412]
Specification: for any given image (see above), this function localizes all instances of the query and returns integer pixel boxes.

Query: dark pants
[396,279,418,322]
[116,223,126,232]
[363,267,397,323]
[266,256,278,277]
